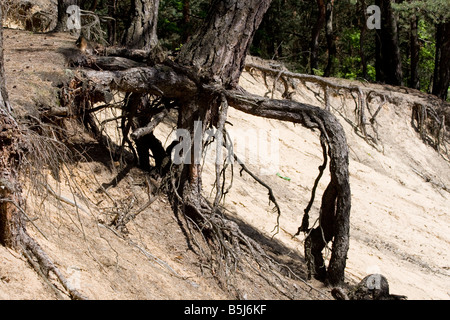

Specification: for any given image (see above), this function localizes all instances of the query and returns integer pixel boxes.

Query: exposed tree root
[245,61,449,158]
[332,274,407,300]
[58,43,353,291]
[1,106,89,300]
[20,229,88,300]
[232,152,282,236]
[170,183,325,299]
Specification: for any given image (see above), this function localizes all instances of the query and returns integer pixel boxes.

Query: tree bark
[310,0,326,74]
[54,0,80,32]
[122,0,160,50]
[432,22,450,100]
[0,5,25,249]
[177,0,272,89]
[375,0,403,86]
[358,0,368,80]
[174,0,273,200]
[323,0,336,77]
[409,14,420,90]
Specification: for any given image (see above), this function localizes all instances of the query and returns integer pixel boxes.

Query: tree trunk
[177,0,272,89]
[310,0,326,74]
[359,0,368,80]
[323,0,336,77]
[79,0,352,286]
[122,0,160,50]
[409,14,420,90]
[432,22,450,100]
[107,0,118,46]
[0,5,25,249]
[375,0,403,86]
[181,0,191,43]
[54,0,80,32]
[174,0,272,201]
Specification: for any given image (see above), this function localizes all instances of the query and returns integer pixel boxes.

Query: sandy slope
[209,68,450,300]
[0,29,449,300]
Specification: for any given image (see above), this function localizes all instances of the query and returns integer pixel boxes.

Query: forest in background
[0,0,449,300]
[68,0,450,100]
[3,0,449,100]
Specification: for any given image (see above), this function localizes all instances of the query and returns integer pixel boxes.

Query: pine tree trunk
[310,0,326,74]
[107,0,118,46]
[409,14,420,90]
[432,22,450,100]
[54,0,80,32]
[123,0,160,50]
[0,6,25,249]
[359,0,368,80]
[181,0,191,43]
[375,0,403,86]
[174,0,272,196]
[323,0,336,77]
[177,0,272,89]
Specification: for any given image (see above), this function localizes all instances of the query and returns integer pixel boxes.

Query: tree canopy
[1,0,448,301]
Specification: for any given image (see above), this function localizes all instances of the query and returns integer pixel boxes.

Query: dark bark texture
[432,22,450,100]
[309,0,326,74]
[375,0,403,86]
[0,6,25,249]
[55,0,80,32]
[177,0,272,88]
[123,0,160,50]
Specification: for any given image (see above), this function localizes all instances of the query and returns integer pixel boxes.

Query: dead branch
[79,65,197,99]
[221,87,351,285]
[101,47,150,62]
[20,230,88,300]
[232,153,282,236]
[131,108,169,141]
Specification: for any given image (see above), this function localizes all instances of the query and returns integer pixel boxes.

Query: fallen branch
[221,87,351,285]
[79,65,196,99]
[130,108,169,141]
[20,230,88,300]
[233,153,282,236]
[81,55,146,71]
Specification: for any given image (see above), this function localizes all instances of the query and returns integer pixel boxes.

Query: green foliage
[79,0,445,97]
[417,19,436,92]
[158,0,209,50]
[392,0,450,24]
[312,68,324,77]
[251,0,313,68]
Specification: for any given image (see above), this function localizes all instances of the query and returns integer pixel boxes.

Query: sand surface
[0,28,449,300]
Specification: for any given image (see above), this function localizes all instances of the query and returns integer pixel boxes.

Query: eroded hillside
[0,28,449,300]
